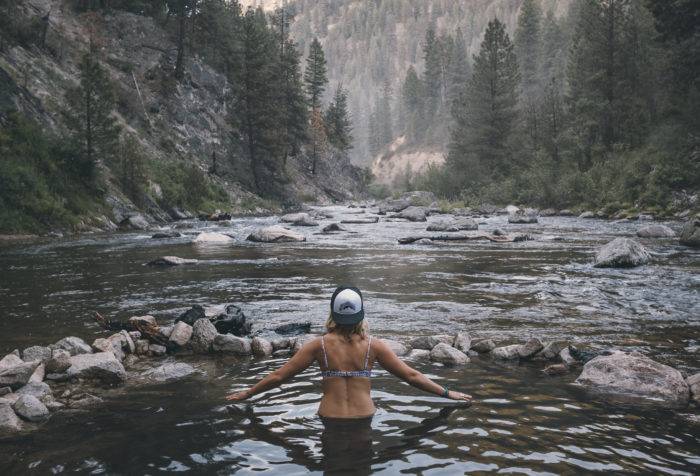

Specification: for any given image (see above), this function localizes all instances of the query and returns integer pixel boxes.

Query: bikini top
[320,335,373,378]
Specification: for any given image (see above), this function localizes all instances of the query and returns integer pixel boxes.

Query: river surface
[1,205,698,474]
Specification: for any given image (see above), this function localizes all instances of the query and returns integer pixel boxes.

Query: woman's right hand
[447,391,472,404]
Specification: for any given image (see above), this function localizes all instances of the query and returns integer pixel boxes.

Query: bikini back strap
[321,335,329,368]
[363,336,373,370]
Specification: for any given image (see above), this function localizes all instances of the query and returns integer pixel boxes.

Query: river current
[0,205,698,474]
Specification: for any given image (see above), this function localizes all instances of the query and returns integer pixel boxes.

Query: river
[1,205,698,474]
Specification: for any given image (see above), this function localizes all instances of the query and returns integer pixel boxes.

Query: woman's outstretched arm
[225,338,320,401]
[374,339,471,402]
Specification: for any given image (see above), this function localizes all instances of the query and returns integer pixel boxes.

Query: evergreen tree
[309,108,328,175]
[66,46,120,180]
[402,64,424,142]
[447,18,520,187]
[377,80,393,147]
[446,27,470,108]
[304,37,328,112]
[422,26,442,119]
[118,135,147,205]
[514,0,543,98]
[325,84,353,152]
[167,0,198,80]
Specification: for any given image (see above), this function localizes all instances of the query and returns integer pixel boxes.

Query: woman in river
[225,285,472,416]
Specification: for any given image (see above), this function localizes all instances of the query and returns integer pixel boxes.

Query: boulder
[205,211,232,222]
[410,335,453,350]
[427,218,478,232]
[340,217,379,224]
[191,318,218,353]
[119,214,149,230]
[251,337,273,357]
[66,352,127,385]
[322,223,345,233]
[540,341,569,360]
[16,382,53,403]
[13,394,49,422]
[129,315,157,327]
[540,208,558,216]
[560,347,578,366]
[518,338,544,359]
[636,225,675,238]
[45,349,71,374]
[559,209,575,216]
[213,335,252,355]
[147,256,198,266]
[401,191,437,206]
[247,225,306,243]
[491,344,521,360]
[377,198,411,214]
[135,339,150,355]
[169,321,193,347]
[21,346,52,363]
[429,343,469,365]
[687,373,700,404]
[579,211,595,219]
[508,209,539,224]
[395,206,428,222]
[406,349,431,360]
[0,353,23,369]
[575,351,690,408]
[53,336,92,356]
[151,231,182,239]
[177,305,206,325]
[149,344,167,356]
[271,338,291,351]
[92,338,124,361]
[453,332,472,353]
[193,232,234,244]
[679,219,700,247]
[274,322,312,336]
[594,238,651,268]
[0,402,23,432]
[280,213,318,227]
[141,363,198,382]
[0,387,10,396]
[211,304,250,335]
[381,339,409,356]
[117,330,135,354]
[471,339,496,353]
[505,205,520,215]
[29,363,45,383]
[0,361,40,390]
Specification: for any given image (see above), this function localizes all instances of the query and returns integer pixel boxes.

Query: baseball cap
[330,286,364,325]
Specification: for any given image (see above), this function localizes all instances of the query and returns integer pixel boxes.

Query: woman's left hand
[225,389,252,401]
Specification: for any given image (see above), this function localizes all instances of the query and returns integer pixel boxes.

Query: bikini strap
[363,336,373,370]
[321,335,329,368]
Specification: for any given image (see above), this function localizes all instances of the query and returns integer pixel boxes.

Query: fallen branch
[398,233,530,245]
[340,217,379,224]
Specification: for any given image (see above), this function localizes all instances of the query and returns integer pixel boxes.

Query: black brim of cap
[331,309,364,325]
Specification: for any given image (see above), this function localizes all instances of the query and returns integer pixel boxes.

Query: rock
[579,211,595,219]
[0,352,23,369]
[66,352,127,385]
[135,339,150,355]
[193,232,234,244]
[13,394,49,422]
[471,340,496,353]
[505,205,520,215]
[16,382,52,402]
[560,347,578,366]
[149,344,167,356]
[0,361,40,390]
[540,341,569,360]
[274,322,312,336]
[177,305,206,325]
[679,219,700,247]
[92,338,124,361]
[518,338,544,359]
[280,213,319,227]
[427,217,478,232]
[247,225,306,243]
[0,387,10,396]
[508,209,539,224]
[594,238,651,268]
[636,225,675,238]
[123,354,139,368]
[21,346,52,363]
[251,337,273,357]
[147,256,198,266]
[453,332,472,353]
[377,198,411,214]
[410,335,453,350]
[687,373,700,404]
[69,393,104,408]
[119,214,149,230]
[211,304,250,335]
[151,231,182,239]
[340,217,379,224]
[191,318,218,353]
[492,228,506,236]
[575,351,690,408]
[271,338,291,351]
[322,223,345,233]
[206,211,232,221]
[141,363,198,382]
[213,335,252,355]
[401,191,437,206]
[291,335,315,354]
[544,364,569,376]
[169,322,193,347]
[45,400,65,411]
[407,349,430,360]
[540,208,557,216]
[45,349,71,374]
[128,331,142,341]
[381,339,409,356]
[129,315,157,327]
[29,363,45,383]
[53,336,92,356]
[430,343,469,365]
[395,206,428,222]
[117,330,135,354]
[638,213,654,221]
[159,324,175,339]
[491,344,521,360]
[0,402,23,432]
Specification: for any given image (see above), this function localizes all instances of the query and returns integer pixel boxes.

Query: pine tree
[514,0,543,98]
[446,27,470,108]
[118,135,147,205]
[66,45,120,180]
[304,37,328,112]
[168,0,197,80]
[447,18,520,186]
[402,64,424,142]
[422,26,442,119]
[377,79,393,147]
[309,108,328,175]
[325,84,353,152]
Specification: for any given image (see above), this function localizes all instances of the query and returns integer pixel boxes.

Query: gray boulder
[16,382,53,403]
[147,256,198,266]
[29,363,45,383]
[401,191,437,206]
[193,232,234,244]
[251,337,273,357]
[410,335,452,350]
[687,373,700,404]
[247,225,306,243]
[45,349,71,374]
[119,214,149,230]
[594,238,651,268]
[0,353,23,369]
[0,361,40,390]
[66,352,127,385]
[54,337,92,356]
[191,318,218,353]
[322,223,345,233]
[540,341,569,360]
[129,315,157,327]
[560,347,578,366]
[679,219,700,247]
[213,335,252,355]
[636,224,675,238]
[0,402,23,432]
[169,321,193,347]
[149,344,167,356]
[381,339,409,356]
[92,338,124,361]
[471,339,496,353]
[377,198,411,214]
[151,231,182,239]
[280,213,318,227]
[395,206,428,222]
[518,338,544,359]
[453,332,472,353]
[430,343,469,365]
[575,351,690,408]
[508,209,539,224]
[406,349,431,360]
[579,211,595,219]
[491,344,521,360]
[427,217,478,232]
[141,363,198,382]
[22,346,52,363]
[13,394,49,422]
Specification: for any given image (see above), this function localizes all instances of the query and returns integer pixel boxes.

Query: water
[1,206,699,474]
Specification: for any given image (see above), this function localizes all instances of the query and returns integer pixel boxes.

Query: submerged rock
[151,231,182,239]
[191,318,218,354]
[280,213,318,227]
[594,238,651,268]
[251,337,273,357]
[141,363,198,382]
[471,340,496,353]
[679,219,700,247]
[66,352,127,385]
[247,225,306,243]
[575,351,690,408]
[381,339,409,356]
[213,335,252,355]
[177,305,206,326]
[430,343,469,365]
[53,336,92,356]
[193,232,234,244]
[508,209,539,224]
[13,394,49,422]
[322,223,345,233]
[636,225,675,238]
[273,322,311,336]
[147,256,198,266]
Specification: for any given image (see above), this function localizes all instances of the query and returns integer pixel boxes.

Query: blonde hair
[325,313,369,341]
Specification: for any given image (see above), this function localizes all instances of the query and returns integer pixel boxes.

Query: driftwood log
[340,217,379,224]
[398,233,530,245]
[93,312,169,346]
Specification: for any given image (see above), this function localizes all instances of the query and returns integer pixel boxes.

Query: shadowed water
[0,206,698,474]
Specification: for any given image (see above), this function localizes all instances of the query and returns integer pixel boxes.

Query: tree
[446,27,470,108]
[309,108,328,175]
[304,37,328,112]
[446,18,520,187]
[168,0,198,81]
[402,64,425,142]
[325,84,353,152]
[422,26,441,119]
[66,45,120,180]
[514,0,543,98]
[118,135,147,205]
[376,79,393,147]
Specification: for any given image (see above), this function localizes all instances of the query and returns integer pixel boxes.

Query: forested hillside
[0,0,363,234]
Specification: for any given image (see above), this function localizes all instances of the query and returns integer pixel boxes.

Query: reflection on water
[0,206,699,473]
